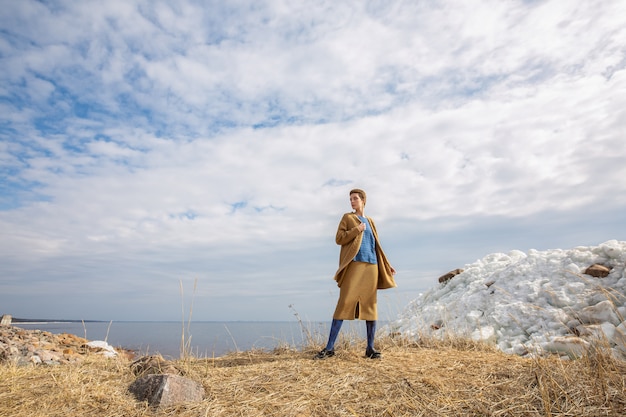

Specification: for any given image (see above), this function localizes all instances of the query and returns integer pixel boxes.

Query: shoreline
[8,321,322,359]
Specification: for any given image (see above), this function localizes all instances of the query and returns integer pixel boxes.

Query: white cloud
[1,0,625,321]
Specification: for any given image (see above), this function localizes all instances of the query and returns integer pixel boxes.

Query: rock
[128,374,205,408]
[0,325,122,365]
[584,264,611,278]
[130,355,183,376]
[58,333,88,346]
[1,315,12,326]
[0,344,7,361]
[438,268,464,284]
[36,349,63,364]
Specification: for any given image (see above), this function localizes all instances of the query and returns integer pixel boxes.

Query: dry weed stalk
[179,278,198,360]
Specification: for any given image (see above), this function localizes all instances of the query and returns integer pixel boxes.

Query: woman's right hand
[357,222,366,232]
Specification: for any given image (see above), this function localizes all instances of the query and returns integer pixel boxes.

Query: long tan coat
[333,213,396,290]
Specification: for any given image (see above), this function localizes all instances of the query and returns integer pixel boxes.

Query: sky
[1,0,625,322]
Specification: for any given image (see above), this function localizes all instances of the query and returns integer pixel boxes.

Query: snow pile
[86,340,118,357]
[388,240,626,359]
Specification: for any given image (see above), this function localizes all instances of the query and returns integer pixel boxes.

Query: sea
[15,320,371,358]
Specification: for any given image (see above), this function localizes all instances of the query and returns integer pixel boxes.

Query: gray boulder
[128,374,205,408]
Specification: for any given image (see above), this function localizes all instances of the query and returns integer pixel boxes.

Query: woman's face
[350,193,364,212]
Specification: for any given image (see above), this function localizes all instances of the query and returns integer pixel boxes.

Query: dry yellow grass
[1,337,625,417]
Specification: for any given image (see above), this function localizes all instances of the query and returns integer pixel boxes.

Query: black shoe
[314,348,335,360]
[365,348,381,359]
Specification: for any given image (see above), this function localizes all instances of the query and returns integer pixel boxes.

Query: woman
[315,188,396,360]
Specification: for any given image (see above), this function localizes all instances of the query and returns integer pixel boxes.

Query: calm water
[16,321,370,358]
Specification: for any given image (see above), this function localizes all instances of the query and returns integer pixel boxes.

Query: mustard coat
[333,213,397,290]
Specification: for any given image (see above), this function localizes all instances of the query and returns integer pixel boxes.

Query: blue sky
[1,0,625,322]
